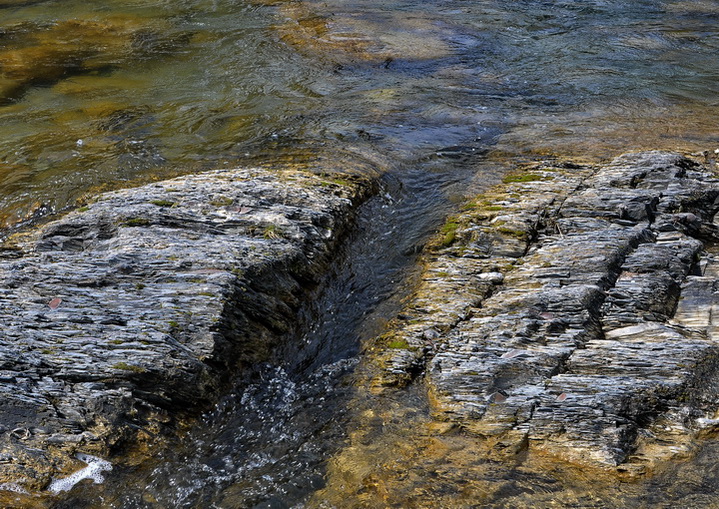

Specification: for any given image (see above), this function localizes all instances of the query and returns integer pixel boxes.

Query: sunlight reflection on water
[1,0,717,228]
[3,0,719,506]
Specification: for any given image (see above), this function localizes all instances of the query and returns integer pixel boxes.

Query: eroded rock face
[371,151,719,473]
[0,163,377,493]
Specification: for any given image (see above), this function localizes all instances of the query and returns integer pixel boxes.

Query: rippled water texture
[1,0,719,227]
[2,0,719,507]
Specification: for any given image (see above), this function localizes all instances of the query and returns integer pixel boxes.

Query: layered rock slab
[372,152,719,473]
[0,163,377,492]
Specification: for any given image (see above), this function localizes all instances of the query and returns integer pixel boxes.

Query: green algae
[495,225,529,240]
[209,196,234,207]
[122,217,151,227]
[112,362,146,373]
[386,337,410,349]
[428,220,459,249]
[263,224,282,239]
[502,173,545,184]
[150,199,176,207]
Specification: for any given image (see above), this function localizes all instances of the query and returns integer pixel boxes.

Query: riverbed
[2,0,719,507]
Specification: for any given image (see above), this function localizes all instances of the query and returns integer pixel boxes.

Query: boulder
[0,162,377,494]
[370,151,719,473]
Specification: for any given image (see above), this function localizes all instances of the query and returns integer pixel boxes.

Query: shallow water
[2,0,719,506]
[2,0,718,228]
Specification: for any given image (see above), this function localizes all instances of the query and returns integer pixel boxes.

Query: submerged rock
[270,0,452,64]
[0,16,184,104]
[367,151,719,477]
[0,161,378,494]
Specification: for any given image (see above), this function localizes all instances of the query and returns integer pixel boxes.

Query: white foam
[0,483,29,494]
[48,453,112,495]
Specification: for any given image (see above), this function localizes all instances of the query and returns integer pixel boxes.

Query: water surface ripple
[2,0,719,506]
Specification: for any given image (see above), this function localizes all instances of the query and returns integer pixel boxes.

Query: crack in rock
[370,151,719,474]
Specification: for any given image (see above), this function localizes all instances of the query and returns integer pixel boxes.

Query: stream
[2,0,719,507]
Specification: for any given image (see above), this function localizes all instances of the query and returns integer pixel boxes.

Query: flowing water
[2,0,719,507]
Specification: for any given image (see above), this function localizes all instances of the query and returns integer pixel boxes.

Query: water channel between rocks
[2,0,719,507]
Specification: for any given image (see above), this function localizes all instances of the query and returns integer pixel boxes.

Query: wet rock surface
[0,162,377,495]
[369,151,719,475]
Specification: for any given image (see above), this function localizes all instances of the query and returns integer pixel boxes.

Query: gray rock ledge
[370,151,719,474]
[0,164,377,492]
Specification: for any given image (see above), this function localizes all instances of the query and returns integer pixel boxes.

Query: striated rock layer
[0,161,378,494]
[369,151,719,475]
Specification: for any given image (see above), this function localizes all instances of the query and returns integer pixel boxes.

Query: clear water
[2,0,717,228]
[2,0,719,506]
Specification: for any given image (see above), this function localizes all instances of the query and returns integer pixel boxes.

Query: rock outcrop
[368,151,719,474]
[0,161,377,495]
[4,149,719,506]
